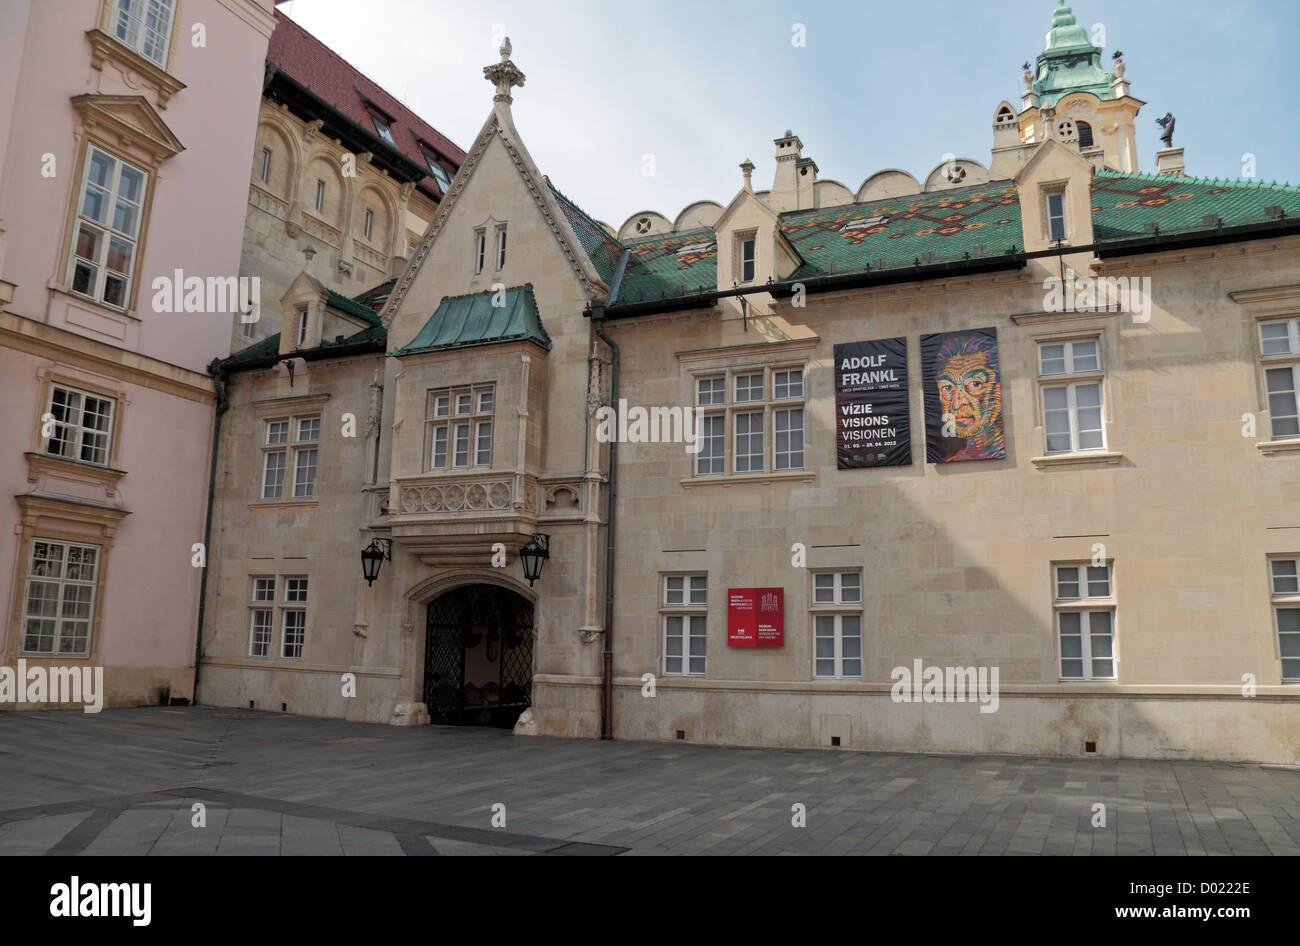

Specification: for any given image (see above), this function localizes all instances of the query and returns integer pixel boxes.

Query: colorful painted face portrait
[922,328,1006,462]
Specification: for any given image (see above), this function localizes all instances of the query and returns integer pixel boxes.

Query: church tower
[991,1,1144,178]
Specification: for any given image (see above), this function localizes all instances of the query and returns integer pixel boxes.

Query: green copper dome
[1032,1,1116,107]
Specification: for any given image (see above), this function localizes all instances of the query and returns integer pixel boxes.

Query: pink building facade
[0,0,275,706]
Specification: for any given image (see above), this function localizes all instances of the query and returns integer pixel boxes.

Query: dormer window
[295,307,308,348]
[110,0,177,68]
[474,230,486,274]
[676,241,716,257]
[496,227,507,271]
[735,231,757,283]
[371,115,396,148]
[426,155,452,193]
[841,216,886,232]
[1046,189,1067,243]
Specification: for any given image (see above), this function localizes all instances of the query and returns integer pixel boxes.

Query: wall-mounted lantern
[361,538,392,586]
[519,534,549,587]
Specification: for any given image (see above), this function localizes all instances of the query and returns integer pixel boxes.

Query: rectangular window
[696,414,725,475]
[295,308,308,347]
[734,411,764,473]
[259,148,271,183]
[1054,563,1116,681]
[1270,558,1300,681]
[774,407,804,471]
[1265,366,1299,439]
[111,0,176,68]
[1047,191,1067,242]
[20,539,98,656]
[261,415,317,500]
[690,365,807,477]
[1039,339,1104,453]
[662,575,707,676]
[474,231,486,274]
[249,577,275,658]
[496,227,507,270]
[739,235,756,283]
[281,577,308,659]
[44,384,115,467]
[314,179,325,212]
[427,385,494,471]
[363,208,373,239]
[69,146,146,309]
[812,572,862,679]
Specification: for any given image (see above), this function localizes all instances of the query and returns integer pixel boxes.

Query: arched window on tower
[1076,120,1095,148]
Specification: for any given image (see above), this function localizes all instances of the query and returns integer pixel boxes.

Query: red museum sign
[727,588,785,647]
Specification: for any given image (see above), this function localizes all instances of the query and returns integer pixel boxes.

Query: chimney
[769,130,816,211]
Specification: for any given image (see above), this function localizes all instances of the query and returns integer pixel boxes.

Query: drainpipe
[590,250,628,740]
[194,357,229,702]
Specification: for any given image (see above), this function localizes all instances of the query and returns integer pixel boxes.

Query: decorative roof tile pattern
[546,181,622,285]
[780,182,1025,278]
[391,284,551,356]
[1091,171,1300,242]
[267,11,465,197]
[616,229,719,303]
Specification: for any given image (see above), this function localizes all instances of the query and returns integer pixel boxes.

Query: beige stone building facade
[199,3,1300,762]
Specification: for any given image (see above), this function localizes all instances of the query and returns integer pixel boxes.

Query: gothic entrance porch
[423,584,534,727]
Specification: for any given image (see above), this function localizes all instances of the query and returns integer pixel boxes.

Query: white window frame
[661,574,707,676]
[294,307,308,348]
[427,384,494,470]
[1045,188,1067,243]
[109,0,177,68]
[474,230,486,275]
[736,231,757,283]
[261,414,319,500]
[19,538,99,657]
[1260,318,1300,440]
[249,576,275,658]
[1038,338,1104,454]
[44,383,115,467]
[1053,562,1116,681]
[281,577,308,660]
[811,571,862,679]
[1269,557,1300,682]
[496,226,507,271]
[68,145,147,310]
[690,365,807,477]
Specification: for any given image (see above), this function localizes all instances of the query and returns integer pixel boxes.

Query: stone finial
[484,37,525,105]
[740,158,755,190]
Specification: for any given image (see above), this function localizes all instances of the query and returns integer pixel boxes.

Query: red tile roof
[267,9,465,199]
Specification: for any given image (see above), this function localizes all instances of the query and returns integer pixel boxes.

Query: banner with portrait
[920,327,1006,463]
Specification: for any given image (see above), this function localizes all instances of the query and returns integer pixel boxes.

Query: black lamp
[361,538,392,586]
[519,534,549,586]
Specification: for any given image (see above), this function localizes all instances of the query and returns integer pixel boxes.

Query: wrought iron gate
[423,585,534,725]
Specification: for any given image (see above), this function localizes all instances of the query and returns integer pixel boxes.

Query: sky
[275,0,1300,229]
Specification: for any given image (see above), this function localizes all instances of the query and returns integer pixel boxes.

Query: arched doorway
[423,584,534,727]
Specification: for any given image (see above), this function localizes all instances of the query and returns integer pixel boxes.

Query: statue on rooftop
[1156,113,1175,148]
[1022,61,1034,90]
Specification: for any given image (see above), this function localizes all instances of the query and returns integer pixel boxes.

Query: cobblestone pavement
[1,707,1297,855]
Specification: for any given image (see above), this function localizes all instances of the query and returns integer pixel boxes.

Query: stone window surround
[810,569,863,680]
[660,572,708,677]
[1267,555,1300,683]
[248,394,329,509]
[86,0,186,108]
[1036,334,1106,456]
[244,570,310,662]
[1053,560,1118,683]
[32,368,128,473]
[424,382,496,472]
[1025,322,1124,470]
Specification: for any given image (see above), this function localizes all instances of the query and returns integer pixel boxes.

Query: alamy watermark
[0,660,104,713]
[151,269,260,322]
[594,399,702,453]
[1043,268,1151,322]
[891,659,999,714]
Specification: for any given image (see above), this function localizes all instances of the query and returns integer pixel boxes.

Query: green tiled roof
[224,280,386,366]
[391,283,551,356]
[547,180,622,285]
[780,182,1024,277]
[1092,171,1300,242]
[616,229,719,303]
